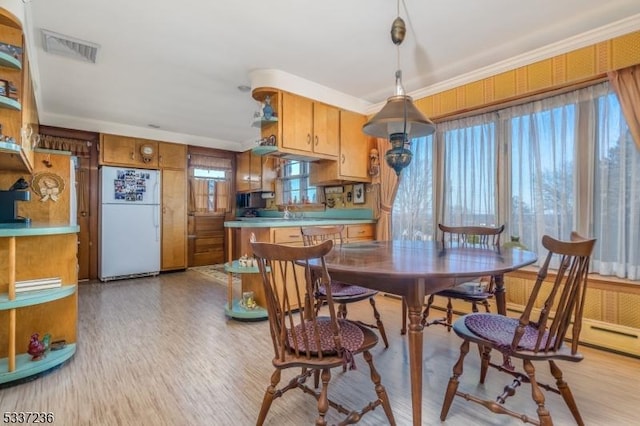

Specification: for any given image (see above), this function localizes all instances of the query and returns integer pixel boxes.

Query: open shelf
[251,145,278,156]
[0,285,77,310]
[0,50,21,70]
[223,299,268,321]
[224,261,268,320]
[251,116,278,128]
[0,141,30,172]
[0,94,21,111]
[0,344,76,385]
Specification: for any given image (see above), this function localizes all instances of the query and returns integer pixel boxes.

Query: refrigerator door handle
[153,180,160,205]
[153,204,160,242]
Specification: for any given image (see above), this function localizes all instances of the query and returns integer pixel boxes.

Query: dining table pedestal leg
[406,279,426,426]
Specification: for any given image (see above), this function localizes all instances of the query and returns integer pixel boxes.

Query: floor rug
[189,264,240,286]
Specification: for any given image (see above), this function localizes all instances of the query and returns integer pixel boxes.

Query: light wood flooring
[1,269,639,425]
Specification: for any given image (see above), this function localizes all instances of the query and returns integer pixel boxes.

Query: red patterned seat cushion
[317,281,371,297]
[286,317,365,355]
[464,313,556,351]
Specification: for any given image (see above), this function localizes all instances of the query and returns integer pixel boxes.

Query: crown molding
[368,13,640,115]
[39,112,246,151]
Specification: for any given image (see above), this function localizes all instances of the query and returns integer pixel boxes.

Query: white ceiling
[17,0,640,151]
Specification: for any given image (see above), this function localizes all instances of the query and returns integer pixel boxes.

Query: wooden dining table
[310,239,537,426]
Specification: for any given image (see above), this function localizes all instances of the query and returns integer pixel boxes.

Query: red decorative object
[28,333,46,361]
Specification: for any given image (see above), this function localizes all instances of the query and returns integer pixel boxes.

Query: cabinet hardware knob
[341,154,346,163]
[314,135,319,146]
[131,152,135,160]
[307,134,311,145]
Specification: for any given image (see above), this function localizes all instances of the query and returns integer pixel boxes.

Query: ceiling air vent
[41,29,99,63]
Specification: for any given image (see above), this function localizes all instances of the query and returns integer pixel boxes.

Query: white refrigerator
[99,166,161,281]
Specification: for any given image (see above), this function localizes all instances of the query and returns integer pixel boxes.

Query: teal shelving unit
[223,260,268,321]
[0,51,21,71]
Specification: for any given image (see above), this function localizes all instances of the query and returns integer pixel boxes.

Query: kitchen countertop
[224,218,376,228]
[0,222,79,237]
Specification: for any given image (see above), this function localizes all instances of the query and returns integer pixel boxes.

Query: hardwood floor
[1,270,638,425]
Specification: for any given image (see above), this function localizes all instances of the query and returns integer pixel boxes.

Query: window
[188,153,232,214]
[191,168,228,213]
[392,136,434,240]
[440,115,498,227]
[393,81,640,280]
[281,160,316,204]
[507,97,577,253]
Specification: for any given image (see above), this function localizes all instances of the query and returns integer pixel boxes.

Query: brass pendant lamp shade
[362,92,435,140]
[362,7,435,175]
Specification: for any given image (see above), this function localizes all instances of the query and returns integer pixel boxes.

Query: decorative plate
[31,172,65,202]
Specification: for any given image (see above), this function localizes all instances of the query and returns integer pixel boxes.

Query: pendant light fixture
[362,0,435,176]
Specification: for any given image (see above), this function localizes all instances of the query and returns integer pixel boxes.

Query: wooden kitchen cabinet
[161,168,187,270]
[345,223,375,243]
[99,133,159,168]
[310,110,372,185]
[252,88,339,160]
[281,92,339,158]
[0,13,36,174]
[236,150,276,193]
[159,142,186,170]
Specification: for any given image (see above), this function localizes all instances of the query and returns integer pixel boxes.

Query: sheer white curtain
[439,113,498,227]
[592,86,640,279]
[502,82,640,277]
[502,93,578,256]
[391,135,434,240]
[391,81,639,279]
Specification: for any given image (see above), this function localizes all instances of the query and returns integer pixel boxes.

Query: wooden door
[161,169,187,270]
[313,102,339,157]
[75,157,91,280]
[281,92,313,152]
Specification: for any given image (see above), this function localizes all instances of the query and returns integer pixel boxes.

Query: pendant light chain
[361,0,436,175]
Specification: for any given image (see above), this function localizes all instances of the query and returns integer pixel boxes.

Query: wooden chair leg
[523,359,552,426]
[445,297,453,331]
[549,360,584,426]
[316,368,331,426]
[363,350,396,425]
[420,294,435,327]
[369,297,389,348]
[481,299,491,313]
[256,369,281,426]
[479,344,491,384]
[401,298,407,335]
[314,295,322,317]
[338,303,347,319]
[440,339,470,421]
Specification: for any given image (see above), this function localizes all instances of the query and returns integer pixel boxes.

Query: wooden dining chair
[251,239,396,426]
[401,224,505,335]
[440,232,596,426]
[300,225,389,348]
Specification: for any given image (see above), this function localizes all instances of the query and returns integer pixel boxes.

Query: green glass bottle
[502,235,528,250]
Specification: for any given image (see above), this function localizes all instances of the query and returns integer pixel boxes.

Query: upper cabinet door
[100,134,158,168]
[339,110,369,180]
[158,142,186,170]
[313,102,339,157]
[281,92,313,152]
